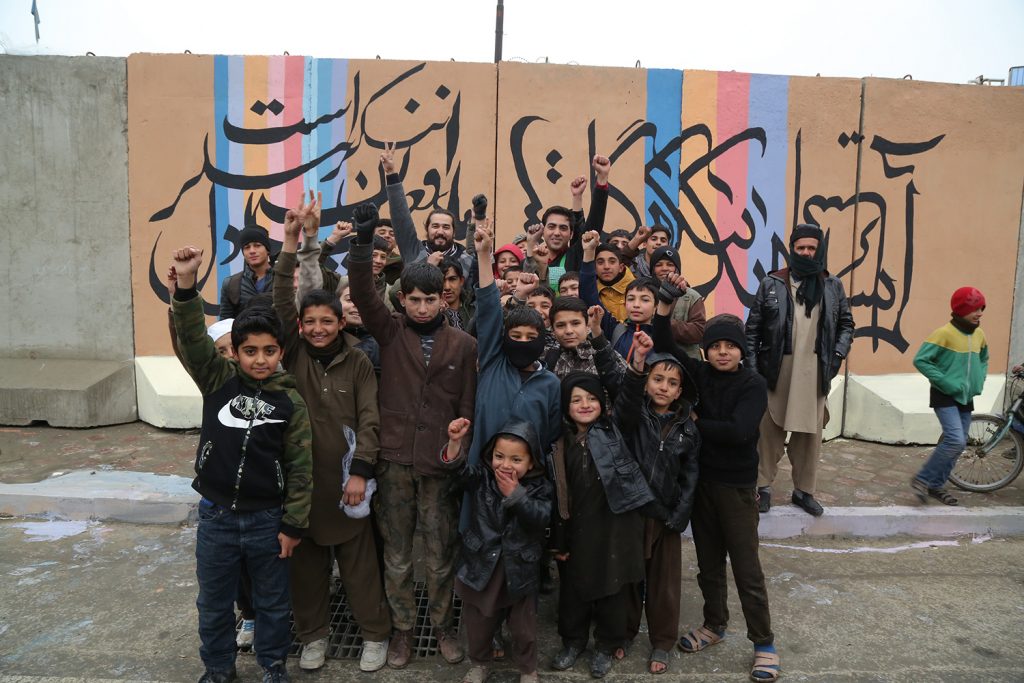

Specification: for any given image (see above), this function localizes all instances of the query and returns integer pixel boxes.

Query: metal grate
[236,579,462,659]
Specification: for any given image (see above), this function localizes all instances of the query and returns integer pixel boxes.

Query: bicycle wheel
[949,414,1024,492]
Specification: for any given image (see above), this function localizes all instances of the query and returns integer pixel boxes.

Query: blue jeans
[915,407,972,489]
[196,499,291,672]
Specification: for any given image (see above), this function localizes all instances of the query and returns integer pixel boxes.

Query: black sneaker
[757,487,771,514]
[552,645,582,671]
[590,650,613,678]
[198,669,237,683]
[791,490,824,517]
[262,661,290,683]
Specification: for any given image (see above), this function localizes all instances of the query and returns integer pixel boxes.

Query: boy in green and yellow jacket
[911,286,988,506]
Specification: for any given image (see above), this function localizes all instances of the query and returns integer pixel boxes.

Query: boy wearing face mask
[467,218,562,468]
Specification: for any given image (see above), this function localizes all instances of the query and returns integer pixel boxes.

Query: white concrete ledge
[743,505,1024,539]
[0,470,199,524]
[135,356,202,429]
[842,373,1006,444]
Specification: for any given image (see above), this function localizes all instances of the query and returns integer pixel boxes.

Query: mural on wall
[128,56,1021,371]
[142,57,495,315]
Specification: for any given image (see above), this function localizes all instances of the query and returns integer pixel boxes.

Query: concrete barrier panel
[135,356,202,429]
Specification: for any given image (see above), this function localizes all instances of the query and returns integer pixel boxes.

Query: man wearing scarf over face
[745,224,854,516]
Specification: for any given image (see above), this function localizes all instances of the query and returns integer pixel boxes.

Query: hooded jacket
[172,289,312,538]
[447,421,554,598]
[614,354,700,532]
[745,267,854,395]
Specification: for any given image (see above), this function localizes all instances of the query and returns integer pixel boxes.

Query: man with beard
[745,224,854,517]
[379,143,476,286]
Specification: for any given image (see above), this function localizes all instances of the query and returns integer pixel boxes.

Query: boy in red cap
[911,287,989,505]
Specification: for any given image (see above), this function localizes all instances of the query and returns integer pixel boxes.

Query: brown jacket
[274,250,380,545]
[348,242,477,477]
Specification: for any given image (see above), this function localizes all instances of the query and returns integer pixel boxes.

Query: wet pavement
[2,422,1022,509]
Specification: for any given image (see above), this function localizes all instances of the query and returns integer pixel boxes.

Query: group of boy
[172,137,1011,683]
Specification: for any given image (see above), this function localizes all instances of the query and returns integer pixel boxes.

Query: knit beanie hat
[950,287,986,317]
[560,371,607,421]
[701,314,747,354]
[237,224,271,252]
[649,246,681,273]
[207,318,234,342]
[790,223,823,245]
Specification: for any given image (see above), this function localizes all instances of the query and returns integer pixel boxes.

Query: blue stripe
[745,74,788,303]
[227,56,245,277]
[303,56,317,197]
[213,55,232,291]
[644,69,683,244]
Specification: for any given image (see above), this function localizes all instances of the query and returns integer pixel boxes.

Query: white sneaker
[359,639,389,672]
[236,619,255,650]
[299,637,328,671]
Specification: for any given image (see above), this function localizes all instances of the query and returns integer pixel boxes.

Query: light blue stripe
[303,56,317,195]
[213,55,232,290]
[227,56,246,276]
[644,69,683,245]
[745,74,788,304]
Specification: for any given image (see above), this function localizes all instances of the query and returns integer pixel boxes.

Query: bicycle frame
[979,377,1024,455]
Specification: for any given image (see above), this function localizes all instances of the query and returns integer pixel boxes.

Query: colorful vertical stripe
[212,57,351,286]
[644,69,683,241]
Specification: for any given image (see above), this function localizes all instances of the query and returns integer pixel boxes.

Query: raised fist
[472,194,488,220]
[581,230,600,253]
[592,155,611,184]
[353,203,379,244]
[448,417,472,442]
[570,175,587,198]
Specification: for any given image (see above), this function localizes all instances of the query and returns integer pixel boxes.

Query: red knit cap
[950,287,986,317]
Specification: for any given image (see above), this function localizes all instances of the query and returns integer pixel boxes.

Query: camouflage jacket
[172,290,313,538]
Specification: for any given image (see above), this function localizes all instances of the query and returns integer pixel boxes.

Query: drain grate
[236,579,462,659]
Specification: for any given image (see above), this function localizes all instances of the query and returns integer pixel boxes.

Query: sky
[0,0,1022,84]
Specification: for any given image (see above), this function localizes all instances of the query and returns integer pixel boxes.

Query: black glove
[472,194,488,220]
[353,203,379,245]
[657,279,686,304]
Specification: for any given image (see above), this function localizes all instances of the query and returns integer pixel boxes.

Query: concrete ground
[1,422,1023,681]
[0,521,1022,682]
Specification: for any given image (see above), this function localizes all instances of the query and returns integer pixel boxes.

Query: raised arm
[652,274,701,377]
[275,192,321,361]
[381,142,428,264]
[171,247,234,396]
[349,203,402,343]
[473,218,505,369]
[612,331,653,435]
[579,230,618,338]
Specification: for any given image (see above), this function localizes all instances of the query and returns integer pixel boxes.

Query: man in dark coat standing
[744,224,854,516]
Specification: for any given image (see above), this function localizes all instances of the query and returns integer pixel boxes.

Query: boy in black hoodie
[442,418,553,683]
[171,246,312,683]
[652,273,779,683]
[611,331,700,674]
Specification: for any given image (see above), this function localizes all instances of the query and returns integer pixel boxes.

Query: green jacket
[914,322,989,406]
[172,290,313,537]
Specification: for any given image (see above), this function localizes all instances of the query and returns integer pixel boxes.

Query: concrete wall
[0,56,134,362]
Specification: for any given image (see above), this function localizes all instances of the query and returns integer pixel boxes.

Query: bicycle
[949,368,1024,492]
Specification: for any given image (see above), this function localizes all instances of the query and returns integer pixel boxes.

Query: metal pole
[494,0,504,63]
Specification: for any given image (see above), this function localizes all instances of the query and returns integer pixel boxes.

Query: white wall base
[843,373,1006,444]
[135,356,202,429]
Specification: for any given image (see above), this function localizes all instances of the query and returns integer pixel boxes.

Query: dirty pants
[374,461,460,632]
[625,517,682,651]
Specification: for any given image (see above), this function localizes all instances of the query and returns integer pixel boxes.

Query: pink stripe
[714,72,750,318]
[266,57,286,242]
[283,56,306,214]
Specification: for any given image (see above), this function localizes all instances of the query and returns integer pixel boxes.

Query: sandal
[750,649,780,681]
[928,487,958,506]
[648,648,670,674]
[677,626,724,653]
[491,633,505,660]
[462,664,491,683]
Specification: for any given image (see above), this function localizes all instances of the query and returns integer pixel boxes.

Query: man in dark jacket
[219,224,275,320]
[744,224,855,516]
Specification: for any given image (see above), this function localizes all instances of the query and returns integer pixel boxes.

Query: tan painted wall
[124,55,1024,374]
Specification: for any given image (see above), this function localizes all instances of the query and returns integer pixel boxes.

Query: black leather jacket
[744,268,855,395]
[615,360,700,532]
[551,417,656,522]
[453,421,554,598]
